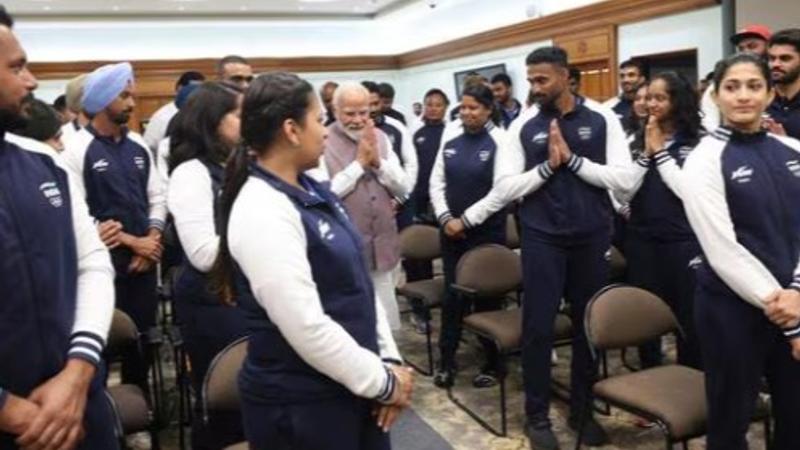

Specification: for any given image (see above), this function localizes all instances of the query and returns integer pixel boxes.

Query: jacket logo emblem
[443,148,456,158]
[318,219,335,241]
[786,160,800,178]
[532,131,548,144]
[92,159,109,172]
[416,136,426,144]
[578,127,593,141]
[688,256,703,269]
[39,181,63,208]
[478,150,491,162]
[731,165,753,183]
[134,156,146,170]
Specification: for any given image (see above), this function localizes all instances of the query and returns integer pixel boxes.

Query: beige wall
[737,0,800,32]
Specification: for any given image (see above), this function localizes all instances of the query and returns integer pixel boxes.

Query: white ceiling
[3,0,411,17]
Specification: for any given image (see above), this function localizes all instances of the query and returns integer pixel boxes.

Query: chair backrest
[399,224,441,261]
[584,285,679,351]
[505,214,520,249]
[455,244,522,298]
[106,309,139,359]
[202,336,249,422]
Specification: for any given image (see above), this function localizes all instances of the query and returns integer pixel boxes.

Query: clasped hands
[764,289,800,360]
[373,364,415,433]
[356,120,382,170]
[98,220,163,274]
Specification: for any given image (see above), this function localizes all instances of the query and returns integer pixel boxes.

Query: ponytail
[209,144,251,305]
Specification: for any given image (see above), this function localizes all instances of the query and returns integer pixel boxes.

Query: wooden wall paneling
[554,26,618,102]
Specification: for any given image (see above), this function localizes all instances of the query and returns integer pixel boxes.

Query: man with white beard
[309,82,412,331]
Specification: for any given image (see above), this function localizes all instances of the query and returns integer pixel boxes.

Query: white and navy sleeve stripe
[228,179,393,400]
[680,137,782,308]
[68,331,106,366]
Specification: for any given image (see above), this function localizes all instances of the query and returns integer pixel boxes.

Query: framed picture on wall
[453,63,507,100]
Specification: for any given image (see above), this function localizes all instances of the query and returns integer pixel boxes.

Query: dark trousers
[115,271,158,393]
[626,234,703,369]
[174,273,248,450]
[241,395,391,450]
[696,286,800,450]
[0,384,119,450]
[438,230,505,371]
[521,233,609,423]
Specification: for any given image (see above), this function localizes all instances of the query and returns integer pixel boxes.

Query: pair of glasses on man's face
[229,75,254,84]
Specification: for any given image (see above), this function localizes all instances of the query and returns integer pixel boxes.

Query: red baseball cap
[730,24,772,45]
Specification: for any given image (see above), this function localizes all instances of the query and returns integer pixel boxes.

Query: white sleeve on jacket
[428,133,451,225]
[67,166,115,367]
[60,129,94,203]
[374,134,412,199]
[386,116,418,196]
[654,151,689,200]
[228,179,393,400]
[680,138,780,308]
[157,137,171,189]
[569,102,638,192]
[375,294,402,363]
[143,102,176,151]
[130,134,168,231]
[167,160,219,272]
[461,110,551,227]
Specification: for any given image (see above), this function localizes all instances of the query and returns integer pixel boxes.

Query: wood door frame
[554,25,619,101]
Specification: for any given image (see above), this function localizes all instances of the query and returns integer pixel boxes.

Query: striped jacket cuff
[67,331,105,367]
[394,195,408,207]
[783,325,800,339]
[635,156,651,168]
[790,276,800,291]
[461,214,474,230]
[537,162,554,180]
[566,154,583,173]
[375,365,397,404]
[0,388,8,410]
[148,218,166,231]
[437,212,453,227]
[382,357,403,366]
[654,152,672,166]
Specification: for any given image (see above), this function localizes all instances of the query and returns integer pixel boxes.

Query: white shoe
[125,432,152,450]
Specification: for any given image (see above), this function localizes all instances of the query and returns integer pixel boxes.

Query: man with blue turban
[63,61,168,400]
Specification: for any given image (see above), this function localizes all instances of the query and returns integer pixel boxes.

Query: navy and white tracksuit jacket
[0,133,116,448]
[767,93,800,141]
[662,126,800,450]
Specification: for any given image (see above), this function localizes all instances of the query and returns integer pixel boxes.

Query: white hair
[332,81,369,109]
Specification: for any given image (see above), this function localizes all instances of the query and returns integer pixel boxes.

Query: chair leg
[764,415,772,450]
[499,355,507,436]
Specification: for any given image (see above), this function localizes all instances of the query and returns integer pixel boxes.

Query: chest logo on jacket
[134,156,146,171]
[731,165,754,184]
[786,160,800,178]
[443,148,457,159]
[416,136,426,145]
[532,131,548,145]
[318,219,335,241]
[39,181,63,208]
[478,149,491,162]
[91,158,109,172]
[578,126,593,141]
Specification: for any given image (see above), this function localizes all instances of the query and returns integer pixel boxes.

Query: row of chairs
[395,219,771,448]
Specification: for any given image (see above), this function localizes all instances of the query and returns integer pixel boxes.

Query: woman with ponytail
[210,72,414,450]
[166,81,247,449]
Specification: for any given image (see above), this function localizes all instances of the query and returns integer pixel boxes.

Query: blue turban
[175,81,202,110]
[81,62,134,115]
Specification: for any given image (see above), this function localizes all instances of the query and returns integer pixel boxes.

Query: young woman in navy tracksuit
[209,72,414,450]
[167,82,247,449]
[614,72,704,370]
[660,54,800,450]
[429,84,508,388]
[412,88,450,225]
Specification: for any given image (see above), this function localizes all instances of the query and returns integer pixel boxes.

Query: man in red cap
[731,24,772,55]
[702,24,772,131]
